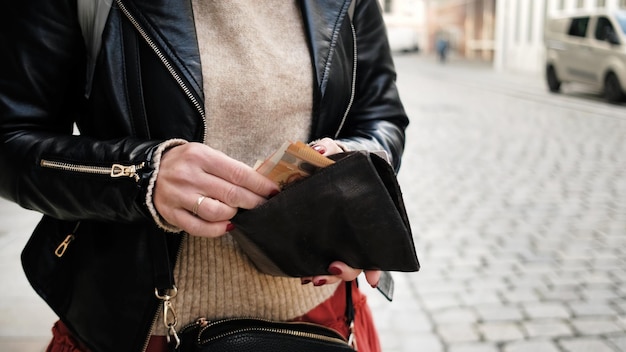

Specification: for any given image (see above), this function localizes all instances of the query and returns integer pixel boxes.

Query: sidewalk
[0,199,56,351]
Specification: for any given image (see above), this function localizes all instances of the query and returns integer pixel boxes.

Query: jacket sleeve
[0,0,164,222]
[336,0,409,171]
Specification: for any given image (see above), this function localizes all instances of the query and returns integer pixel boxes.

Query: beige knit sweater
[152,1,338,335]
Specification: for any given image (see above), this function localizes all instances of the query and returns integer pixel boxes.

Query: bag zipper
[201,326,350,346]
[197,317,350,346]
[40,160,145,182]
[114,0,207,143]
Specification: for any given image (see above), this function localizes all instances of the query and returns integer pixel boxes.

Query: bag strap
[77,0,112,98]
[345,281,357,348]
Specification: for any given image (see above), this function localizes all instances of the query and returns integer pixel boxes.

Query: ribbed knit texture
[152,0,338,335]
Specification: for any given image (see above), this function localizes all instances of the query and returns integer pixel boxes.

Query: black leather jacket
[0,0,408,351]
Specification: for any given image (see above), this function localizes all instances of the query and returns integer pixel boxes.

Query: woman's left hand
[304,138,382,288]
[302,261,382,288]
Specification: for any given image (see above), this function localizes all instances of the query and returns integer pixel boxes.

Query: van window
[595,17,617,41]
[617,12,626,34]
[568,17,590,37]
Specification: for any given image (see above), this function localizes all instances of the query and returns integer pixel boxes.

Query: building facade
[382,0,626,74]
[382,0,497,60]
[494,0,626,74]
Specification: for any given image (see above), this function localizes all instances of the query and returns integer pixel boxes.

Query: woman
[0,0,409,351]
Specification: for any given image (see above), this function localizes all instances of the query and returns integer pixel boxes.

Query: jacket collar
[298,0,352,93]
[120,0,351,100]
[118,0,205,101]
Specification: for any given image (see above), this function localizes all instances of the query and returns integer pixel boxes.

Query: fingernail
[311,144,326,154]
[313,279,327,287]
[328,266,342,276]
[301,279,312,285]
[226,223,235,232]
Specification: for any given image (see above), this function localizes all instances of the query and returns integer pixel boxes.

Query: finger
[189,168,271,210]
[309,138,343,156]
[207,175,271,210]
[327,261,362,281]
[191,195,238,222]
[309,261,362,286]
[169,208,234,238]
[201,151,279,198]
[309,275,341,287]
[364,270,382,288]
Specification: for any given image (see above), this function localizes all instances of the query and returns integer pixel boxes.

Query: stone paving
[363,54,626,352]
[1,54,625,351]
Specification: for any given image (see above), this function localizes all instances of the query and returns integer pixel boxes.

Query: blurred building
[381,0,497,60]
[380,0,428,53]
[381,0,626,74]
[495,0,626,74]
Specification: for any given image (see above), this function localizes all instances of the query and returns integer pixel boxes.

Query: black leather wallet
[231,151,420,277]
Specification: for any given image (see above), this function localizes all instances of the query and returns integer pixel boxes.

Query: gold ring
[192,195,206,216]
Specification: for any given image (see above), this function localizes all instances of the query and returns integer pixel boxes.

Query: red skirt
[46,281,381,352]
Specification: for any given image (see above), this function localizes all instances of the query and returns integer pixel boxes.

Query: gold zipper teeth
[41,160,144,182]
[199,326,349,346]
[40,160,111,175]
[115,0,207,143]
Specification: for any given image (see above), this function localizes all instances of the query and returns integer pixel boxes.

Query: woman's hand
[302,262,382,289]
[305,138,382,288]
[153,142,279,238]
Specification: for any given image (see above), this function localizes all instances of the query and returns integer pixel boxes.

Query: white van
[544,10,626,103]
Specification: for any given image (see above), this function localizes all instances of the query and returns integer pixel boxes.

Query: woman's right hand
[153,142,279,238]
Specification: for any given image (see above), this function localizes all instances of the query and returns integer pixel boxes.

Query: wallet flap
[231,151,420,277]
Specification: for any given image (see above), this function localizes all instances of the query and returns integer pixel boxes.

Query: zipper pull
[54,234,75,258]
[110,162,145,182]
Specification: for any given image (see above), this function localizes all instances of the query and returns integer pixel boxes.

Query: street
[1,53,625,351]
[364,53,626,352]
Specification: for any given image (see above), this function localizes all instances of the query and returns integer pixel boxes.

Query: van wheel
[546,65,561,93]
[604,73,626,103]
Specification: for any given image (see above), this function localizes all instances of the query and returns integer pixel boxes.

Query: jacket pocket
[21,217,81,314]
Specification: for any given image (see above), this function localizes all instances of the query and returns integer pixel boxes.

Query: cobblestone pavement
[363,54,626,352]
[1,54,625,351]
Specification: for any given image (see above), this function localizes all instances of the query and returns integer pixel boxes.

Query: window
[568,17,590,37]
[616,12,626,33]
[384,0,392,13]
[594,17,617,42]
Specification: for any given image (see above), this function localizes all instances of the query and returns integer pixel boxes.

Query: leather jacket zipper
[54,222,81,258]
[115,0,207,143]
[334,21,358,138]
[40,160,145,182]
[113,1,354,350]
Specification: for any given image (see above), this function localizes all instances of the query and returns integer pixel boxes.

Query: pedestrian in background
[0,1,409,351]
[436,36,450,63]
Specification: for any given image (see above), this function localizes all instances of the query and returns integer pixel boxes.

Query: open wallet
[230,150,420,301]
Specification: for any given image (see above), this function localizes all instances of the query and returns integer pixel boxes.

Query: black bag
[175,281,358,351]
[231,151,420,277]
[176,317,356,352]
